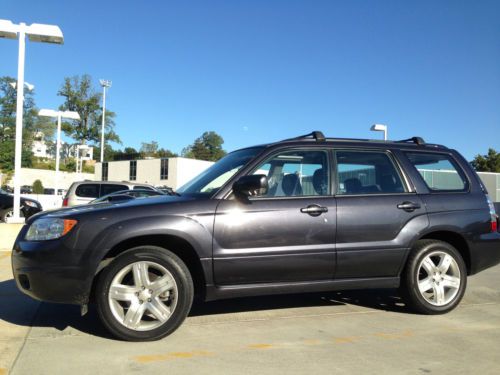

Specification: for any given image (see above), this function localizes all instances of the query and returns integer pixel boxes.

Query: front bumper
[11,226,93,305]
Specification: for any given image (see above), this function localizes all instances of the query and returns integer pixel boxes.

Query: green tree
[471,149,500,172]
[140,141,159,158]
[157,148,178,158]
[182,131,226,161]
[32,179,44,194]
[57,74,121,146]
[0,76,37,171]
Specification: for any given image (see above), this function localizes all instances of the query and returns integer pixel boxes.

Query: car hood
[31,195,197,222]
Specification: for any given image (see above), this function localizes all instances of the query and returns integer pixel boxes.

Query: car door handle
[300,205,328,216]
[397,201,421,211]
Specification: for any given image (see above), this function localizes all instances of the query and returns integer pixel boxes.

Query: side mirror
[233,175,268,200]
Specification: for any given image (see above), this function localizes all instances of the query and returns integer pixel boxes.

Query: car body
[11,132,500,341]
[63,181,157,206]
[90,189,165,204]
[0,189,42,222]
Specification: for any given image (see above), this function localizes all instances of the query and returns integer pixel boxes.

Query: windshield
[177,147,264,196]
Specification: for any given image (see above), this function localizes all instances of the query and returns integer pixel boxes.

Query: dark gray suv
[12,132,500,341]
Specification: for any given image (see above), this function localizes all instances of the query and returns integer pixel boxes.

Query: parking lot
[1,248,500,375]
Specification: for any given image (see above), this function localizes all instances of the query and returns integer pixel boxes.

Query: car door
[213,148,337,285]
[334,149,427,279]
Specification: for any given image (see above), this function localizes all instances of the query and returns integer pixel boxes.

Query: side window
[75,184,99,198]
[101,184,128,196]
[252,150,330,197]
[335,150,405,195]
[405,152,467,191]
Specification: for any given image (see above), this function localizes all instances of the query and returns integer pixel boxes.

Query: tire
[0,208,23,222]
[96,246,194,341]
[402,239,467,314]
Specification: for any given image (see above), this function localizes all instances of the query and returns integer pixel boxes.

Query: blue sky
[1,0,499,160]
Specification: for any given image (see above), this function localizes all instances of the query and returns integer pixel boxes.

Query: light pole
[99,79,112,163]
[9,81,35,91]
[38,110,80,198]
[0,19,63,223]
[370,123,388,141]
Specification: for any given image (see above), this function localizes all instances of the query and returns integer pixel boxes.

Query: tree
[57,74,121,146]
[471,149,500,172]
[32,179,44,194]
[140,141,159,158]
[182,131,226,161]
[157,148,178,158]
[0,76,37,171]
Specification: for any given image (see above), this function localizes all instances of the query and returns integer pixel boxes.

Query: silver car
[63,181,157,206]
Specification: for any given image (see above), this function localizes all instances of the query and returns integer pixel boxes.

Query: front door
[213,148,336,285]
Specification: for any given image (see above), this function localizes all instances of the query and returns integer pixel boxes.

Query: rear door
[334,149,427,278]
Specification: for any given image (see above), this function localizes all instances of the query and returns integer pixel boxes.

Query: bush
[32,179,44,194]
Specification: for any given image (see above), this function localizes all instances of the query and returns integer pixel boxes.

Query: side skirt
[204,277,400,301]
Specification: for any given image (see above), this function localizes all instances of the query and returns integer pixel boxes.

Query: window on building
[129,160,137,181]
[335,150,405,195]
[160,159,169,180]
[102,162,108,181]
[406,152,468,191]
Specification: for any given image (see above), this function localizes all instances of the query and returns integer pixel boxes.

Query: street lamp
[0,19,63,223]
[370,123,388,141]
[38,110,80,198]
[9,81,35,91]
[99,79,112,163]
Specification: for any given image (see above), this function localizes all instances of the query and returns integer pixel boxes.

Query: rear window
[133,185,154,191]
[101,184,128,196]
[406,152,468,192]
[75,184,99,198]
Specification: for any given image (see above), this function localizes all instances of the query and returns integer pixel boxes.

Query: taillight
[62,197,68,207]
[486,195,498,232]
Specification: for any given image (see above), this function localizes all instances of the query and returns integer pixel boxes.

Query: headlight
[23,200,38,208]
[25,218,78,241]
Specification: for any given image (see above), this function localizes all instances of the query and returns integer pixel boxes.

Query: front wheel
[96,246,194,341]
[402,240,467,314]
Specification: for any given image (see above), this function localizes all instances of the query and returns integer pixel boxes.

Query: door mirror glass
[233,175,268,199]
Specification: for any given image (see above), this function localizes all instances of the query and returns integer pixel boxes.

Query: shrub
[32,179,44,194]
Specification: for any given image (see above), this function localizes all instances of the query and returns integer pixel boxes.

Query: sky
[1,0,499,160]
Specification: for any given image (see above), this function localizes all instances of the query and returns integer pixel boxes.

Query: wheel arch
[91,234,208,301]
[418,230,471,275]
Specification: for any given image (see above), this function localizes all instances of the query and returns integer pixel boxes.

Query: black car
[11,132,500,341]
[0,188,42,222]
[90,189,165,204]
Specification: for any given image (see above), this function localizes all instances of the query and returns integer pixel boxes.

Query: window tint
[129,161,137,181]
[75,184,99,198]
[252,150,330,197]
[406,152,467,191]
[133,185,154,191]
[102,162,108,181]
[335,151,405,195]
[101,184,128,196]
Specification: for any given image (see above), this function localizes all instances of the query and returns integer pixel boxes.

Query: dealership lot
[1,250,499,375]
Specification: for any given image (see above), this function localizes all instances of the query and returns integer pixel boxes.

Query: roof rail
[397,136,426,145]
[283,131,326,142]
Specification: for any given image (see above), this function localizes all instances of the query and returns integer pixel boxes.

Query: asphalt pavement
[1,250,500,375]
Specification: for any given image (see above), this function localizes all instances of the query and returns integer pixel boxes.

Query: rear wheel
[96,246,194,341]
[402,240,467,314]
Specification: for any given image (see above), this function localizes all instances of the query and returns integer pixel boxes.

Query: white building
[94,157,214,189]
[31,132,51,159]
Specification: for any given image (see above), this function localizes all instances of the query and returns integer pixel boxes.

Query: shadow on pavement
[0,278,409,339]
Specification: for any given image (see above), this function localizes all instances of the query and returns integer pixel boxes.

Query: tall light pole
[38,110,80,198]
[99,79,112,163]
[370,123,388,141]
[0,19,63,223]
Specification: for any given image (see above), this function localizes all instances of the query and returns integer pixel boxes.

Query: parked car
[11,132,500,341]
[90,189,165,204]
[62,181,157,206]
[0,188,42,222]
